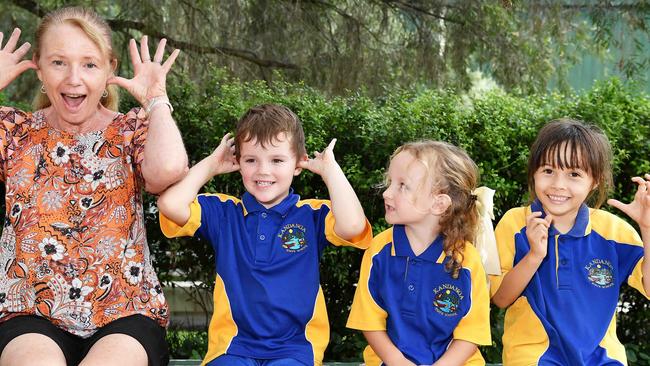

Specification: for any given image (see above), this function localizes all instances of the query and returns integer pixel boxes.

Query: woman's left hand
[608,173,650,230]
[108,35,180,106]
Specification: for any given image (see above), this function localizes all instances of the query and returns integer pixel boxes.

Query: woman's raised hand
[0,28,37,91]
[108,35,180,107]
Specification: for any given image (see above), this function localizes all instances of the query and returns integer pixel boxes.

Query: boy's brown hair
[527,118,613,208]
[235,104,307,160]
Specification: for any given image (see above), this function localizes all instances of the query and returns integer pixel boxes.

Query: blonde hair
[390,140,479,279]
[32,7,119,111]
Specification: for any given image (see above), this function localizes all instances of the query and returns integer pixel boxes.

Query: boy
[157,104,371,366]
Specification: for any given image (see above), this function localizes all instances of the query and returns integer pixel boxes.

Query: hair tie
[472,187,501,276]
[470,194,478,201]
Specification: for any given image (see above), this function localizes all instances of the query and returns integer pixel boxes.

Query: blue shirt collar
[530,199,590,237]
[242,188,300,216]
[392,224,444,262]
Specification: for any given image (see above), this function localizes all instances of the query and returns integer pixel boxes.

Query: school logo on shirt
[279,223,307,252]
[585,259,614,288]
[432,284,463,316]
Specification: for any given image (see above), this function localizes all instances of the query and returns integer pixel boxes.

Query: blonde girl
[347,140,493,366]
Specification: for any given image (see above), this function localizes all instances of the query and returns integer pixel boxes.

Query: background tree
[1,0,648,99]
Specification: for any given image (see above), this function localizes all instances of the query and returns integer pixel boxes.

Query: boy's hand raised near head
[298,138,341,179]
[158,133,239,227]
[526,211,552,262]
[299,138,368,241]
[209,133,240,176]
[608,173,650,231]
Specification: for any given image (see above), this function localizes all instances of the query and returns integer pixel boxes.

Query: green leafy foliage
[166,328,208,359]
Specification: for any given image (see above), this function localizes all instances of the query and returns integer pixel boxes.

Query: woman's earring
[40,84,46,94]
[102,90,108,98]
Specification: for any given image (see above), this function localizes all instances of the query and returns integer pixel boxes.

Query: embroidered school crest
[279,224,307,252]
[585,259,614,288]
[432,284,463,316]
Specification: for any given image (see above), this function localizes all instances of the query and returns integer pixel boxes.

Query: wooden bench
[169,361,501,366]
[170,361,360,366]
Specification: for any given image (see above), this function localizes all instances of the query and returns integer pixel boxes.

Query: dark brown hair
[235,104,307,159]
[527,118,613,208]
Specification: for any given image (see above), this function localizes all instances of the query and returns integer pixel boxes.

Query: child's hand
[209,133,239,176]
[608,173,650,230]
[298,138,340,178]
[526,211,552,261]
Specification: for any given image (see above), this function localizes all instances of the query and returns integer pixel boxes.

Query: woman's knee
[79,333,148,366]
[0,333,66,366]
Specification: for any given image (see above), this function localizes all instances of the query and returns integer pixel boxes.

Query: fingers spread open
[14,42,31,59]
[4,28,21,52]
[128,39,142,66]
[153,39,167,63]
[140,35,151,62]
[162,49,180,72]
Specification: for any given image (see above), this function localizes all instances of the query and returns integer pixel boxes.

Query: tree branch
[11,0,46,17]
[10,0,300,70]
[108,19,299,69]
[379,0,466,25]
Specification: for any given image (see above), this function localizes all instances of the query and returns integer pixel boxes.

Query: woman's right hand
[0,28,37,91]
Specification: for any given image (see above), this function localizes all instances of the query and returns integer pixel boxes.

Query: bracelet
[145,96,174,116]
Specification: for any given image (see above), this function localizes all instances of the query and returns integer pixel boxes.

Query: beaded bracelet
[145,96,174,116]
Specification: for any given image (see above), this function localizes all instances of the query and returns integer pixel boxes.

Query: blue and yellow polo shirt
[160,190,372,366]
[490,200,648,366]
[347,225,491,366]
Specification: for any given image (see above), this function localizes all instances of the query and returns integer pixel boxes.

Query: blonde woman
[0,7,187,366]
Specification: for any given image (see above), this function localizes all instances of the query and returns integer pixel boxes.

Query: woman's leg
[0,316,74,366]
[79,334,148,366]
[79,314,168,366]
[0,334,67,366]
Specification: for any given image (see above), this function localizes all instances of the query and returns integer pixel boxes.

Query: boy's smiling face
[239,132,302,208]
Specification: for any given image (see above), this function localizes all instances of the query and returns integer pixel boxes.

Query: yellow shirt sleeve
[159,198,202,238]
[453,244,492,346]
[489,207,527,297]
[346,233,391,330]
[324,211,373,249]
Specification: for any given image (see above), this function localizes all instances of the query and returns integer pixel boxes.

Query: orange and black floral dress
[0,106,168,337]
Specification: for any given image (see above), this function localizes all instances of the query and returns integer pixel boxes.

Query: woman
[0,7,187,366]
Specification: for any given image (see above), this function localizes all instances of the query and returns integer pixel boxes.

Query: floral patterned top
[0,106,168,337]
